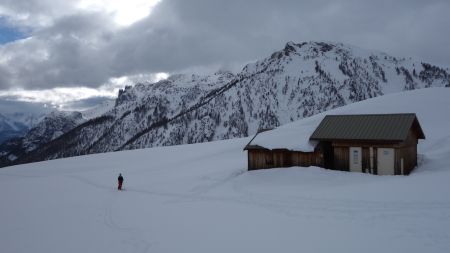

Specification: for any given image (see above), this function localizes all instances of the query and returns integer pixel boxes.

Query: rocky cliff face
[4,41,450,167]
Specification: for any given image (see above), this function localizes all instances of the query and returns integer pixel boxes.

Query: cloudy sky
[0,0,449,111]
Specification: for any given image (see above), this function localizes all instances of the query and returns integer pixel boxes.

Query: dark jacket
[118,175,124,183]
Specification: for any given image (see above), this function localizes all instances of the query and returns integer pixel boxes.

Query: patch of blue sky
[0,17,29,44]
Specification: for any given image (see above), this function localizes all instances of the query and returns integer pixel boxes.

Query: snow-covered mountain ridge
[0,111,84,164]
[4,41,450,167]
[0,114,29,143]
[0,112,47,143]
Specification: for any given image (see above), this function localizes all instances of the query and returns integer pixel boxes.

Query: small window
[353,150,359,164]
[383,150,389,155]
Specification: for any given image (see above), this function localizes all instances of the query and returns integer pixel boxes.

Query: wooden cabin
[310,114,425,175]
[244,113,425,175]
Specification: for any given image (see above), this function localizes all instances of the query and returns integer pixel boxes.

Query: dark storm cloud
[111,0,450,70]
[0,0,449,90]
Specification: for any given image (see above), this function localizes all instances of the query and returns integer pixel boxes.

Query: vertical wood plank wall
[397,130,419,175]
[247,150,321,170]
[333,146,349,171]
[395,145,417,175]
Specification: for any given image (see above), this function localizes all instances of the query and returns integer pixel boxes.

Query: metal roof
[309,113,425,142]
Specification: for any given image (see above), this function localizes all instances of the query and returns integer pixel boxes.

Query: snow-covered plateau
[1,88,450,253]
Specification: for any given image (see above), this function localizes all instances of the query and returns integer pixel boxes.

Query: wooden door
[377,148,395,175]
[349,147,362,172]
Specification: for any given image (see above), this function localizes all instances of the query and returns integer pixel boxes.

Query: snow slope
[1,88,450,253]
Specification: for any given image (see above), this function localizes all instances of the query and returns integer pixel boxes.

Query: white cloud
[76,0,161,27]
[0,87,112,107]
[0,0,162,28]
[0,72,168,109]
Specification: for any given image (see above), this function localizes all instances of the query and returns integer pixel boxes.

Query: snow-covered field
[1,88,450,253]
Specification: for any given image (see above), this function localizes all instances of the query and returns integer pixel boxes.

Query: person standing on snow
[118,173,124,190]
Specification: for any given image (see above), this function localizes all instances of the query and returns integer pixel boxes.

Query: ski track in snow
[66,163,450,253]
[7,159,450,224]
[103,194,153,253]
[68,166,450,223]
[68,174,153,253]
